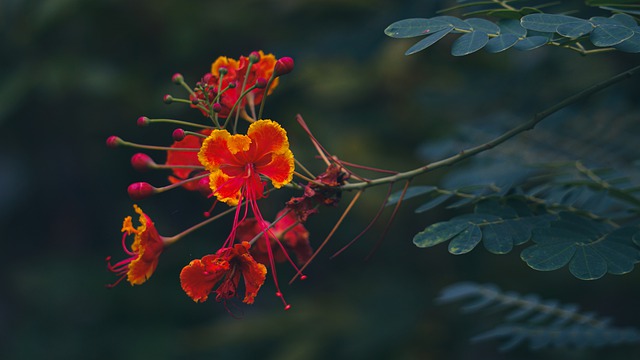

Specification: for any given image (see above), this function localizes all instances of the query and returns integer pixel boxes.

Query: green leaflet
[384,18,452,38]
[521,217,640,280]
[451,31,490,56]
[485,34,520,53]
[414,199,555,255]
[404,28,454,55]
[520,14,585,32]
[386,185,437,206]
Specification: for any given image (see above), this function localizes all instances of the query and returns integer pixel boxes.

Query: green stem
[146,118,213,129]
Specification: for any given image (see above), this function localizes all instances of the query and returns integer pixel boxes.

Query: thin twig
[340,64,640,191]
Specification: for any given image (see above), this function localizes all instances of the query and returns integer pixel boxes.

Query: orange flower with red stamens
[180,242,267,304]
[190,51,280,118]
[106,205,165,286]
[236,209,313,266]
[166,129,211,193]
[198,119,298,309]
[198,119,294,206]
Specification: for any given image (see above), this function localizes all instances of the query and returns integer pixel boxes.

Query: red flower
[189,51,280,119]
[165,129,211,193]
[180,242,267,304]
[236,209,313,266]
[106,205,165,286]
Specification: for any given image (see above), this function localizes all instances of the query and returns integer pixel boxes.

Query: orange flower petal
[209,169,244,206]
[226,134,251,154]
[238,253,267,304]
[211,56,239,78]
[122,205,164,285]
[258,150,294,188]
[247,120,290,157]
[198,129,235,170]
[180,255,229,303]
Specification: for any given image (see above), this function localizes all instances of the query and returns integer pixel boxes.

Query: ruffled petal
[234,242,267,304]
[121,205,165,285]
[226,134,252,155]
[198,129,238,171]
[258,150,294,188]
[247,120,290,158]
[180,255,229,303]
[209,169,244,206]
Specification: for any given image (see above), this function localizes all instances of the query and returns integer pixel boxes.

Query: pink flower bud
[197,177,212,196]
[106,136,122,148]
[172,128,186,141]
[249,51,261,62]
[127,182,156,200]
[212,103,223,113]
[274,57,294,77]
[255,77,267,89]
[163,94,173,104]
[131,153,155,172]
[171,73,184,84]
[137,116,150,127]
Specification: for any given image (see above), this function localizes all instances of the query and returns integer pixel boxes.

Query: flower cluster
[106,51,324,311]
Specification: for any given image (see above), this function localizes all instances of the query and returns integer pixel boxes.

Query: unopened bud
[127,182,156,200]
[137,116,150,127]
[274,57,294,77]
[106,136,122,148]
[131,153,156,172]
[228,81,236,88]
[249,51,260,63]
[255,77,267,89]
[172,73,184,84]
[218,67,228,76]
[197,177,212,196]
[163,94,174,104]
[172,128,186,141]
[212,103,223,113]
[203,73,213,83]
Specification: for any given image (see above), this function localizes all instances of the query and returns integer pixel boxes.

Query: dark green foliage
[521,216,640,279]
[413,198,555,254]
[385,5,640,55]
[437,282,640,351]
[393,157,640,279]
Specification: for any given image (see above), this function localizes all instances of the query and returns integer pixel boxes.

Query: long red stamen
[331,183,394,259]
[365,180,411,262]
[290,189,363,284]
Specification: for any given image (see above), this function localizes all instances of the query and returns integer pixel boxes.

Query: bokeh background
[1,0,639,359]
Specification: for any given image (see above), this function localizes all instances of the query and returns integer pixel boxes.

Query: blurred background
[1,0,639,359]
